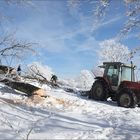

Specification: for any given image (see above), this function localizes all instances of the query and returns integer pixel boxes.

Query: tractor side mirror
[134,65,136,69]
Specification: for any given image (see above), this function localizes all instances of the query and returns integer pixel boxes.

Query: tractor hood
[121,81,140,90]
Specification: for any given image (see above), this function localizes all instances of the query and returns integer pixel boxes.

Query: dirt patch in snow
[0,93,81,111]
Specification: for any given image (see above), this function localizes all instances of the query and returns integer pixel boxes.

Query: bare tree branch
[24,64,49,85]
[26,127,34,140]
[0,32,37,66]
[4,0,34,7]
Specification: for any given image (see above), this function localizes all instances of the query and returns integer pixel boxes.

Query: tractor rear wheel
[89,80,108,101]
[117,89,136,108]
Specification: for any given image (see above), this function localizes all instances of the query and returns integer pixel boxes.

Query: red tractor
[88,62,140,108]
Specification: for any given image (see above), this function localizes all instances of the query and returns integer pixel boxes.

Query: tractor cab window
[107,65,118,76]
[107,65,119,86]
[121,67,133,81]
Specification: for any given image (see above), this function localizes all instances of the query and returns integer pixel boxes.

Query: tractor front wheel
[89,80,108,101]
[117,89,136,108]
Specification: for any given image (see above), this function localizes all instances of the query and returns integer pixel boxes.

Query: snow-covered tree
[98,39,130,63]
[60,70,94,90]
[92,39,130,77]
[76,70,94,90]
[68,0,140,57]
[68,0,140,36]
[92,66,104,77]
[0,33,36,66]
[0,1,36,66]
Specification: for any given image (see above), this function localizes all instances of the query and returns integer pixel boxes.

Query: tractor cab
[102,62,135,91]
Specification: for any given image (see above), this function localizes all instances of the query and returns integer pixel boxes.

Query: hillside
[0,82,140,139]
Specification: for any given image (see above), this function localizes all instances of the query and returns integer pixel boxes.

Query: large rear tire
[89,80,108,101]
[117,89,136,108]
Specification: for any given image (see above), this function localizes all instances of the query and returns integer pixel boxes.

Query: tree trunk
[1,79,46,97]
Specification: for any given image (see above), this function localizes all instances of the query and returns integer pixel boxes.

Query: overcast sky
[0,0,140,78]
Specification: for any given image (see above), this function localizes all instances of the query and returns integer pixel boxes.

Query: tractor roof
[98,62,122,68]
[99,62,134,68]
[103,62,122,65]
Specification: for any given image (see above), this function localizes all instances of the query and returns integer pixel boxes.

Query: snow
[0,82,140,139]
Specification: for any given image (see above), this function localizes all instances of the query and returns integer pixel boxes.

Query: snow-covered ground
[0,82,140,140]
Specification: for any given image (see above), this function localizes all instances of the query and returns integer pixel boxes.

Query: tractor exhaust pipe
[131,61,133,82]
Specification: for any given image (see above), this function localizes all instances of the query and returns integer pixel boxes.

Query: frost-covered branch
[68,0,140,40]
[24,62,54,85]
[5,0,33,5]
[120,0,140,38]
[25,64,48,84]
[0,0,35,23]
[0,33,36,65]
[68,0,110,18]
